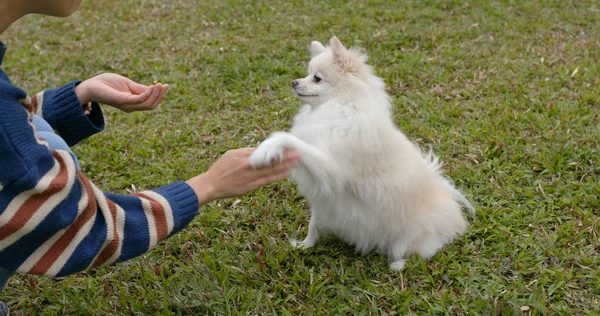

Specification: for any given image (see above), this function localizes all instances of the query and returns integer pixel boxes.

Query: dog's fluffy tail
[423,150,475,216]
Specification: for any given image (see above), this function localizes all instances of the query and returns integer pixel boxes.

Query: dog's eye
[313,75,322,83]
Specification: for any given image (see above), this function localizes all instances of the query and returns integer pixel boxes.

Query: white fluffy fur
[249,36,474,271]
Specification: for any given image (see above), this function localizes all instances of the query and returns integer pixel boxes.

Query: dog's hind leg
[390,259,407,271]
[291,214,321,249]
[389,241,408,271]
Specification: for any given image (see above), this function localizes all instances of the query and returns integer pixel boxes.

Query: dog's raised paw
[249,138,285,168]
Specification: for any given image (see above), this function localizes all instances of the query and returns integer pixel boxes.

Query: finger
[151,85,167,108]
[123,84,154,105]
[282,158,299,169]
[127,80,149,95]
[269,156,299,169]
[254,160,292,177]
[116,85,156,112]
[140,84,155,98]
[235,148,256,157]
[264,149,301,166]
[263,150,300,168]
[133,84,161,111]
[282,149,301,161]
[252,170,289,188]
[149,84,169,110]
[144,86,162,109]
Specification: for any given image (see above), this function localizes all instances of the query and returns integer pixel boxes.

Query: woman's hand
[186,148,301,204]
[74,73,168,112]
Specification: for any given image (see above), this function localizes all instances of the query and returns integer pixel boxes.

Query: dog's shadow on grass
[287,235,390,269]
[286,235,455,275]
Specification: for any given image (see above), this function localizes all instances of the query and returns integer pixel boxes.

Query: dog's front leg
[249,132,338,183]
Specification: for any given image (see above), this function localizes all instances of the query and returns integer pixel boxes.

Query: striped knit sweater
[0,42,200,277]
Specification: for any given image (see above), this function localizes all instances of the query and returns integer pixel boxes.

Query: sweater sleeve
[0,97,200,277]
[30,80,104,146]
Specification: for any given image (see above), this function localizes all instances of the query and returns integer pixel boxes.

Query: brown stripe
[90,198,121,268]
[29,172,97,275]
[0,152,71,241]
[134,192,169,241]
[31,94,39,114]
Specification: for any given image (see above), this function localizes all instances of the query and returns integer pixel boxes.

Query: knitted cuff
[153,181,200,236]
[42,80,104,146]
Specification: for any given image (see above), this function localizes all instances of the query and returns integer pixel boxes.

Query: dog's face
[292,37,372,107]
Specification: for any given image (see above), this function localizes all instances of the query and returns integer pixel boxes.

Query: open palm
[75,73,168,113]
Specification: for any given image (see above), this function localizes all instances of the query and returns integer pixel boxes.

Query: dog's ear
[309,41,326,57]
[330,36,360,73]
[330,36,348,63]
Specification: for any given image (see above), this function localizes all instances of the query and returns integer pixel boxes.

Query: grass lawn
[2,0,599,314]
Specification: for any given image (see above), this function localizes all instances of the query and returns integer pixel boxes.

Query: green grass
[2,0,599,314]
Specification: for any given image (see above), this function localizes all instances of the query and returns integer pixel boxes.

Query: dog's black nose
[291,80,299,88]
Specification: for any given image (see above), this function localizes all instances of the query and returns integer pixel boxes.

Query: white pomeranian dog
[249,36,474,271]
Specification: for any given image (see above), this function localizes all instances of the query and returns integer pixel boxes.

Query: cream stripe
[35,93,44,116]
[26,94,49,147]
[47,211,96,276]
[140,198,158,250]
[17,178,89,273]
[141,191,175,234]
[18,96,31,107]
[0,158,60,226]
[85,185,115,270]
[0,151,76,251]
[86,202,126,269]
